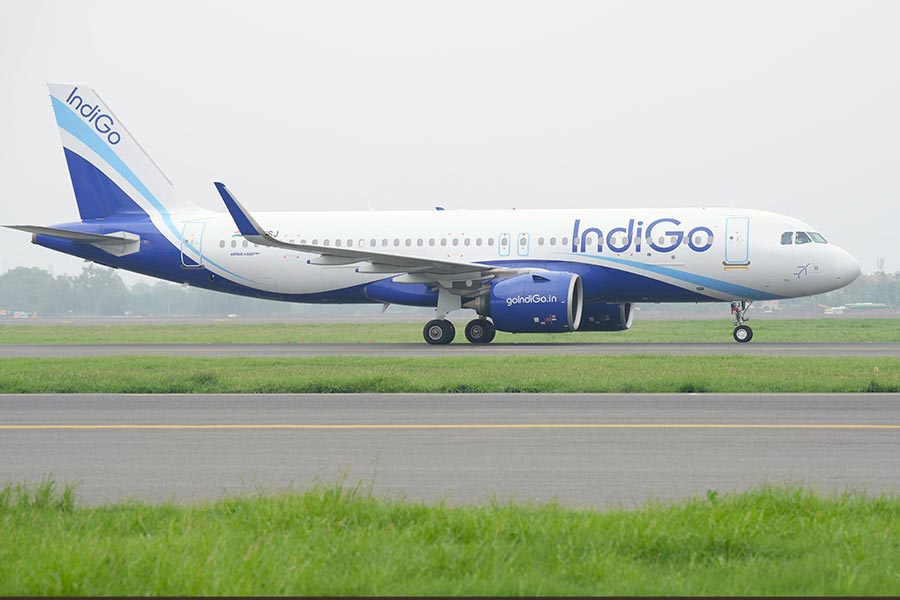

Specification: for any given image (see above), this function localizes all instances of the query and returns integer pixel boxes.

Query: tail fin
[48,83,201,221]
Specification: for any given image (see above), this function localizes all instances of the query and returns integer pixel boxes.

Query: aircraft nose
[834,246,861,285]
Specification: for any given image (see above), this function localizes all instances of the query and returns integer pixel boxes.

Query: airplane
[6,83,861,344]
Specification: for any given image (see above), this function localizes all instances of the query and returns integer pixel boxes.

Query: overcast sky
[1,0,898,283]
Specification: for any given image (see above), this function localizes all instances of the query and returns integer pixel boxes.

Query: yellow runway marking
[1,424,899,430]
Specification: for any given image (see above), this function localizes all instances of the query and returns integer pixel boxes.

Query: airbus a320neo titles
[7,84,861,344]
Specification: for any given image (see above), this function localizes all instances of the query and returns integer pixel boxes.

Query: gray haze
[1,0,898,285]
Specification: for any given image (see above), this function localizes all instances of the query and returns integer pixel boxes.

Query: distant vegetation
[0,265,897,317]
[0,265,309,317]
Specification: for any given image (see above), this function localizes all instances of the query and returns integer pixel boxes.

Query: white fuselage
[177,206,858,302]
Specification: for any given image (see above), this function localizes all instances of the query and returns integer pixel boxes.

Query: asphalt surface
[1,342,899,357]
[2,393,898,507]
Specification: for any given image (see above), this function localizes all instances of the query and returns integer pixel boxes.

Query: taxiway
[2,393,898,506]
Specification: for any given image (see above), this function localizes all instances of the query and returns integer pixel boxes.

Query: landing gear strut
[731,300,753,343]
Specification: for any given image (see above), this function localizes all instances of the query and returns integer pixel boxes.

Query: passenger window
[429,238,435,246]
[405,239,411,246]
[382,239,388,247]
[476,238,482,246]
[242,240,248,248]
[300,239,306,245]
[417,239,423,246]
[537,237,544,246]
[393,239,400,246]
[795,232,812,245]
[585,237,593,246]
[230,240,236,248]
[452,239,459,246]
[550,237,557,245]
[312,239,318,245]
[781,232,793,245]
[487,238,495,246]
[335,239,341,247]
[219,240,225,248]
[370,239,376,246]
[441,239,447,246]
[464,238,470,246]
[562,237,569,246]
[323,239,330,246]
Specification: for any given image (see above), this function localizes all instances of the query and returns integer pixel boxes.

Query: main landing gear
[423,319,456,345]
[423,318,497,345]
[731,300,753,343]
[423,287,497,345]
[464,318,496,344]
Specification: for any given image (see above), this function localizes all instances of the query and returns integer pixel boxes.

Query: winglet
[214,182,265,237]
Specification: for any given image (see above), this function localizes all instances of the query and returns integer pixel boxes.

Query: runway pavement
[1,342,899,357]
[2,393,898,507]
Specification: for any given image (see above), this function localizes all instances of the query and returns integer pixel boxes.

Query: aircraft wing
[214,182,534,292]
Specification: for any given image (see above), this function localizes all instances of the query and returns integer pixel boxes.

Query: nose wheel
[733,324,753,343]
[730,300,753,343]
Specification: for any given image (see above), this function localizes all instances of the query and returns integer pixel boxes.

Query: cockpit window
[795,231,812,245]
[809,232,827,244]
[781,232,793,245]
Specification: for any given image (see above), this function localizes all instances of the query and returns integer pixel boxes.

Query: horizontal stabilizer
[5,225,140,257]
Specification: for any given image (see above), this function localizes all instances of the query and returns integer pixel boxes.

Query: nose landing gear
[731,300,753,343]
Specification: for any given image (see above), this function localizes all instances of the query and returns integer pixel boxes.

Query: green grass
[1,481,898,595]
[1,355,898,393]
[1,318,898,344]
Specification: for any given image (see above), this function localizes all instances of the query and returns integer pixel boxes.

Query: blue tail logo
[65,86,122,145]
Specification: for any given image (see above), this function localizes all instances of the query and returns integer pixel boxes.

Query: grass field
[1,320,897,392]
[1,355,898,393]
[1,481,898,596]
[1,318,898,344]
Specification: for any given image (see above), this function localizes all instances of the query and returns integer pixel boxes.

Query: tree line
[0,265,301,317]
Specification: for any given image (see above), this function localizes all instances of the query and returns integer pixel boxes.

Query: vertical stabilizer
[48,83,201,221]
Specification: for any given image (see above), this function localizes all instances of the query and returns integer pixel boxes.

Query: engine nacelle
[486,272,583,333]
[578,302,634,331]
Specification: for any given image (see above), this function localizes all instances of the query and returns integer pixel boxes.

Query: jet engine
[578,302,634,331]
[470,272,583,333]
